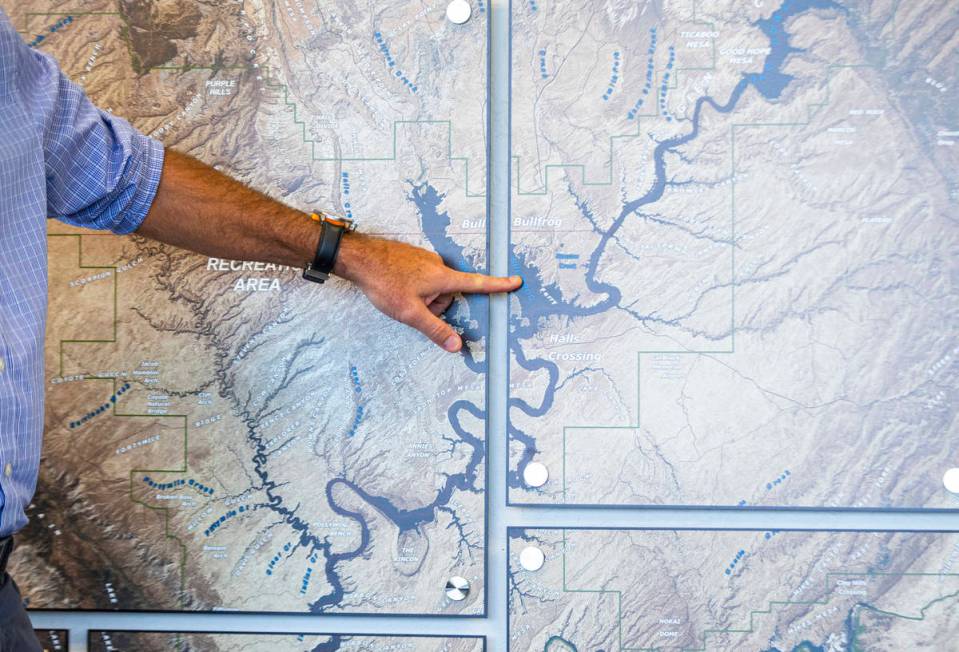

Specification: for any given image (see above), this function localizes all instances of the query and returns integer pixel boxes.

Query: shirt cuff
[110,134,165,235]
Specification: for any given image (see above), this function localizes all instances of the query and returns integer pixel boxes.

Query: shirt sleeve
[2,12,164,234]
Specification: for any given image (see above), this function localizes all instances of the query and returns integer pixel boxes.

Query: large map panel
[508,528,959,651]
[6,0,489,614]
[508,1,959,508]
[89,632,484,652]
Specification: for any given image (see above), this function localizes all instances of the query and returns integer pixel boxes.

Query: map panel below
[508,528,959,651]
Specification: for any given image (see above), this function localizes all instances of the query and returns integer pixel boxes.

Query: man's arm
[137,150,520,352]
[2,9,518,351]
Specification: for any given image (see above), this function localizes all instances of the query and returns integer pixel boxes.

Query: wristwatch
[302,211,355,284]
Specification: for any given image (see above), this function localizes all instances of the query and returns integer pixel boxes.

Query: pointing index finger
[442,271,523,295]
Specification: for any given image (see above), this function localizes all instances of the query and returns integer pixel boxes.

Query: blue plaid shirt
[0,9,164,538]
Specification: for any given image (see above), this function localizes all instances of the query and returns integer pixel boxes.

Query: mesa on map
[508,0,959,508]
[5,0,490,614]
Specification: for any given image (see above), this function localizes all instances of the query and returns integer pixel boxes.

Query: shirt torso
[0,49,48,540]
[0,9,163,537]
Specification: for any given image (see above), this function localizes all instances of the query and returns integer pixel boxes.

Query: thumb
[405,303,462,352]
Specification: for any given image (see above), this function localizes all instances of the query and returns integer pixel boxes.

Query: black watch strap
[303,213,352,284]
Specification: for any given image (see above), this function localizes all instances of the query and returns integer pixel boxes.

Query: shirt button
[3,463,11,477]
[0,357,5,373]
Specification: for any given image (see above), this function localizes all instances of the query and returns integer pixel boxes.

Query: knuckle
[429,320,449,340]
[394,304,416,324]
[432,269,452,286]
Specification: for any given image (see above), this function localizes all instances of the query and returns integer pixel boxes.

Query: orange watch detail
[310,211,353,230]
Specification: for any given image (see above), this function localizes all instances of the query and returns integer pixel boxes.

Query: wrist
[332,230,365,282]
[301,212,359,284]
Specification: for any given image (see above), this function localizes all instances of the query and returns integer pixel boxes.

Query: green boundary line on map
[38,8,490,615]
[556,64,871,503]
[263,75,485,197]
[51,232,190,607]
[24,11,485,198]
[553,530,959,652]
[512,0,717,195]
[50,234,116,378]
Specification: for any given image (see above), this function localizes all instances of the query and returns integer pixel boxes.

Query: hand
[333,232,522,352]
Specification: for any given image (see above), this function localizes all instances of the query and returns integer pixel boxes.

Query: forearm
[135,147,521,352]
[136,148,327,271]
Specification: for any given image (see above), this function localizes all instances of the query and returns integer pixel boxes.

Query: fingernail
[444,334,461,352]
[512,275,523,287]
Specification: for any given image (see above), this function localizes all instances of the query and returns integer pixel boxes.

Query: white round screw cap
[519,546,546,572]
[944,468,959,494]
[523,461,549,488]
[447,0,472,24]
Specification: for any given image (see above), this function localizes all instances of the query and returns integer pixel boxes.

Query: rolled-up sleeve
[9,18,163,234]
